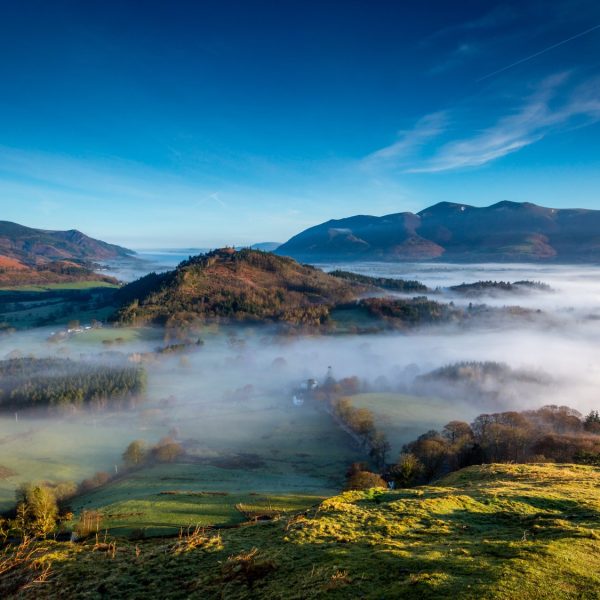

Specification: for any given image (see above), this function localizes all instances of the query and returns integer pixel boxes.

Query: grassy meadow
[3,463,599,598]
[0,283,119,329]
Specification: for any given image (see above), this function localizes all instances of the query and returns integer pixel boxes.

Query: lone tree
[15,483,58,537]
[122,440,147,467]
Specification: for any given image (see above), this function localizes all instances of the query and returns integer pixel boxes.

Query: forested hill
[276,201,600,262]
[0,220,134,266]
[113,248,364,326]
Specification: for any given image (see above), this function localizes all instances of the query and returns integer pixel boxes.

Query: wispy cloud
[366,73,600,174]
[429,43,478,75]
[363,112,447,166]
[421,5,517,46]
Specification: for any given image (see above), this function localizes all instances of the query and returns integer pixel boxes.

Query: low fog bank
[320,261,600,314]
[2,312,600,418]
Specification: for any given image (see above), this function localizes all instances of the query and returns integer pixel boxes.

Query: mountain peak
[417,202,475,216]
[276,201,600,263]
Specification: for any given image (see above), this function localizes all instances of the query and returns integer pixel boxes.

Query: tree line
[377,405,600,490]
[329,270,429,293]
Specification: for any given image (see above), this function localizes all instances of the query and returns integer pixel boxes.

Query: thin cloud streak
[477,23,600,82]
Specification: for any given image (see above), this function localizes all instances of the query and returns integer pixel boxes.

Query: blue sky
[1,0,599,248]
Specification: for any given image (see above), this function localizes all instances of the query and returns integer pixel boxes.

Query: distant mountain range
[0,221,134,267]
[276,201,600,262]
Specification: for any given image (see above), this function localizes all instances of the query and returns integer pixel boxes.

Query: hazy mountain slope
[114,248,362,325]
[277,201,600,262]
[278,212,444,261]
[0,221,134,266]
[3,464,599,599]
[249,242,281,252]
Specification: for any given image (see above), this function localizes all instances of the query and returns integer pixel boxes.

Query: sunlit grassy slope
[3,463,600,599]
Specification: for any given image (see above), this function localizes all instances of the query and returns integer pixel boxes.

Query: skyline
[1,0,600,248]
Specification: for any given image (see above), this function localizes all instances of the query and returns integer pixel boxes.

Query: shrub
[345,470,387,491]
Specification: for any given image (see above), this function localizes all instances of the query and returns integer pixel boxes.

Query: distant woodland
[0,358,146,412]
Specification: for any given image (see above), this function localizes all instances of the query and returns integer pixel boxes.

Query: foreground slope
[276,201,600,262]
[3,464,599,598]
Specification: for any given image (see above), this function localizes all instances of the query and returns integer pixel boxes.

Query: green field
[66,325,160,346]
[349,392,478,455]
[0,413,154,512]
[72,465,326,535]
[0,284,119,329]
[0,281,119,292]
[65,397,362,535]
[3,463,599,599]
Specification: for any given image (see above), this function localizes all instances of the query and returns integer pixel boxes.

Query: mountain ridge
[276,201,600,262]
[0,220,134,266]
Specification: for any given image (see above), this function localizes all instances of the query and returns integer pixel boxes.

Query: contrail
[477,23,600,82]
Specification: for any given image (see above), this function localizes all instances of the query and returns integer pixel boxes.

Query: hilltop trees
[113,248,359,327]
[361,297,458,328]
[329,270,428,293]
